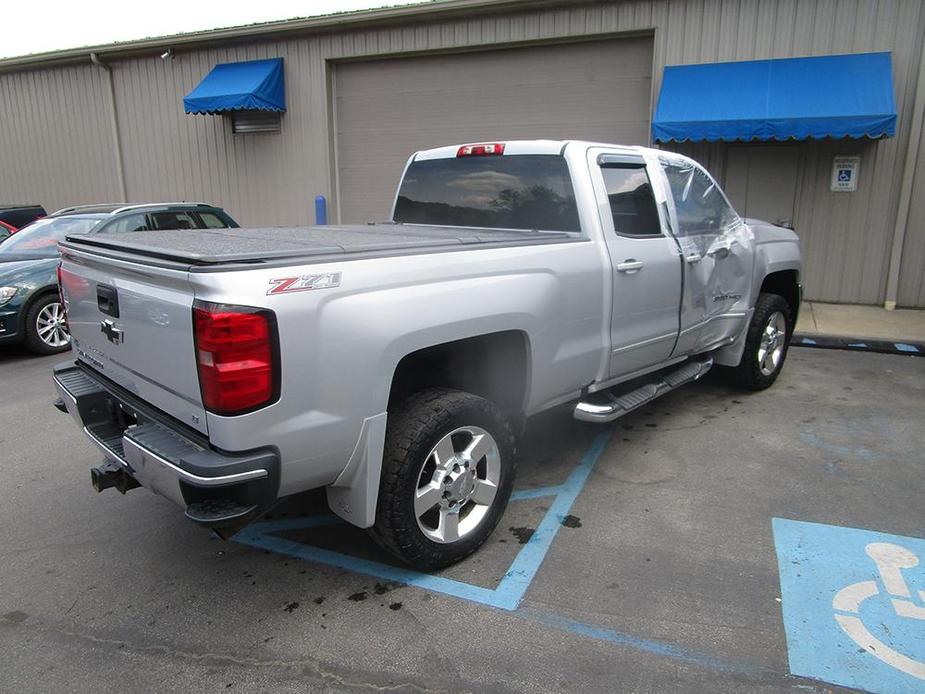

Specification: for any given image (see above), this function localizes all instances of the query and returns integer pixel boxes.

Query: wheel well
[23,287,59,318]
[389,331,530,420]
[760,270,800,323]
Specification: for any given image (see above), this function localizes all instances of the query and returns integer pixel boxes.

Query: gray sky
[2,1,433,59]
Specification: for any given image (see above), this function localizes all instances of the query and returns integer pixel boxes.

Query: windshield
[393,154,580,232]
[0,216,103,257]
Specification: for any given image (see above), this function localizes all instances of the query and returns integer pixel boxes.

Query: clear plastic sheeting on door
[659,156,755,354]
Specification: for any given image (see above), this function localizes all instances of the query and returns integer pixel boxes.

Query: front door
[590,151,683,378]
[658,155,755,355]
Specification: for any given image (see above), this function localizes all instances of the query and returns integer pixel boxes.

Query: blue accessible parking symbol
[773,518,925,692]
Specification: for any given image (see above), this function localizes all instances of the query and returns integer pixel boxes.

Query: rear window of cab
[393,154,580,232]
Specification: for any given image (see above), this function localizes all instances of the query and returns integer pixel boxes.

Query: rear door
[658,155,754,355]
[59,247,207,434]
[589,150,682,377]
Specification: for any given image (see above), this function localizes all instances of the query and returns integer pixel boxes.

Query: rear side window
[601,166,661,237]
[393,154,580,232]
[106,213,149,233]
[197,212,230,228]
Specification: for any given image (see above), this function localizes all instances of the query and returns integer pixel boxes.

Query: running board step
[574,357,714,423]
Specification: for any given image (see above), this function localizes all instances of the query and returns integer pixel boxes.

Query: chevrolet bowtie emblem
[100,319,124,345]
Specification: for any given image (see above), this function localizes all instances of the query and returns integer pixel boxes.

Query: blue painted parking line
[235,431,613,611]
[233,433,790,677]
[792,333,924,357]
[515,608,765,678]
[773,518,925,692]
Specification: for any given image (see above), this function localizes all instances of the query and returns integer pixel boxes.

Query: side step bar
[574,357,714,423]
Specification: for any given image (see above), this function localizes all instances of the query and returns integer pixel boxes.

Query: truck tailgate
[59,247,207,435]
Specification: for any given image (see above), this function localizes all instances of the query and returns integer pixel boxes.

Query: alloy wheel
[413,426,501,544]
[36,301,70,348]
[757,310,787,376]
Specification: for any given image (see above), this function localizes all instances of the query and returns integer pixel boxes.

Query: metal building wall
[0,63,121,210]
[0,0,923,305]
[897,122,925,307]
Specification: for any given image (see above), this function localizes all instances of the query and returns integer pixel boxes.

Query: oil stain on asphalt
[509,526,535,544]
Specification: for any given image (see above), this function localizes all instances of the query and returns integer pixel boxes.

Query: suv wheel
[371,388,515,570]
[25,294,71,355]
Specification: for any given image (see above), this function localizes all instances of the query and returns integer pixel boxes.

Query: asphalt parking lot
[2,346,923,693]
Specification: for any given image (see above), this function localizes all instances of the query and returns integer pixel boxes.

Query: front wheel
[730,292,792,390]
[371,388,515,571]
[24,293,71,355]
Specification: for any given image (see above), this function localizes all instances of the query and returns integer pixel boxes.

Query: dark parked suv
[0,204,46,239]
[0,202,238,354]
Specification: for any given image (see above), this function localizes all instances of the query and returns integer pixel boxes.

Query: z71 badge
[267,272,342,296]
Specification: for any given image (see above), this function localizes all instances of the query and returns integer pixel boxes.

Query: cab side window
[601,165,662,237]
[660,159,738,236]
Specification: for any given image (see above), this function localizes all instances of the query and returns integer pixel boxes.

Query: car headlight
[0,286,18,306]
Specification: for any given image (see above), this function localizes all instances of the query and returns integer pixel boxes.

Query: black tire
[24,293,71,355]
[730,292,792,391]
[370,388,516,571]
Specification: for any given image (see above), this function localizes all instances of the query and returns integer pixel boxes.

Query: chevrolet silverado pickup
[53,140,801,570]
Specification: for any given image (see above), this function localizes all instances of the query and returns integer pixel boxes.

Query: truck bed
[61,223,574,266]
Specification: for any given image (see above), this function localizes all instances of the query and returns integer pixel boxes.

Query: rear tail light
[457,143,505,157]
[192,301,280,416]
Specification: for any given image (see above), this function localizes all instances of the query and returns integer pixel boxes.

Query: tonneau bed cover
[60,223,573,265]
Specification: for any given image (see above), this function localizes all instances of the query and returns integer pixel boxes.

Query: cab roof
[412,139,655,161]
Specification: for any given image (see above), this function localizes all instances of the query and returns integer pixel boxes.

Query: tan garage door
[333,37,654,223]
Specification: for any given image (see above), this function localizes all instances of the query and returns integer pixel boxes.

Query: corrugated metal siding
[0,0,923,304]
[0,63,120,211]
[333,37,653,223]
[897,135,925,307]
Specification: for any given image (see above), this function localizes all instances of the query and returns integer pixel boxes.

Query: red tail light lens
[192,301,279,416]
[457,143,505,157]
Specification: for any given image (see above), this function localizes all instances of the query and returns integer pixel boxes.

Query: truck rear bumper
[53,362,280,533]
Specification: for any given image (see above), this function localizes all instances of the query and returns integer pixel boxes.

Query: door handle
[616,259,644,273]
[685,253,702,264]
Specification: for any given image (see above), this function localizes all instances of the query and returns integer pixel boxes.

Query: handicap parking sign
[773,518,925,692]
[831,156,860,191]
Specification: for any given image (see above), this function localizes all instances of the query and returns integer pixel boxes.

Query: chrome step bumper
[53,361,279,529]
[574,357,714,423]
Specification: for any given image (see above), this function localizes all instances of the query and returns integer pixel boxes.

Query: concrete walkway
[796,301,925,342]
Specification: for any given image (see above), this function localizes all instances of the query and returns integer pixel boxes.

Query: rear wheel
[371,388,515,570]
[731,292,792,390]
[24,294,70,355]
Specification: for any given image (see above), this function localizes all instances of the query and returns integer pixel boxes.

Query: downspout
[90,52,128,203]
[884,37,925,310]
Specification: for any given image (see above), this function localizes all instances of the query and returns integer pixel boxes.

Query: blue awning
[652,52,897,143]
[184,58,285,115]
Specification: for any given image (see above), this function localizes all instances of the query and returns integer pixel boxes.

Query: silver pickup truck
[54,140,801,569]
